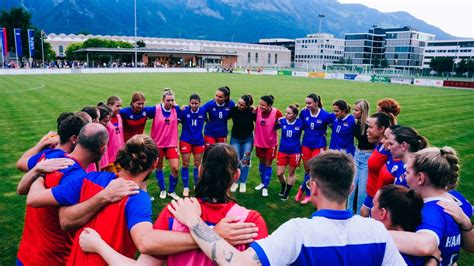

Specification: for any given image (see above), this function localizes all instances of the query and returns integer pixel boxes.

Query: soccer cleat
[149,196,155,202]
[294,187,304,202]
[278,185,286,197]
[262,188,268,197]
[183,187,189,197]
[159,190,167,199]
[300,196,311,205]
[255,183,264,191]
[230,183,238,192]
[239,183,246,193]
[168,192,180,200]
[281,194,289,201]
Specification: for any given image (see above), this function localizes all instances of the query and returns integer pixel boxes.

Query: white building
[294,33,344,71]
[46,33,291,68]
[422,39,474,69]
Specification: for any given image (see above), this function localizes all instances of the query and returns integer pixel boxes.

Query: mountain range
[1,0,460,42]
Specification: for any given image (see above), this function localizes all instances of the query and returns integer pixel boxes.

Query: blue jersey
[417,198,461,266]
[329,114,356,156]
[448,190,473,218]
[202,99,235,138]
[388,158,407,188]
[402,253,425,266]
[299,108,332,148]
[179,107,206,146]
[27,148,67,170]
[278,118,303,154]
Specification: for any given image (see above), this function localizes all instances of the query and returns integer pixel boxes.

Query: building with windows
[422,40,474,69]
[294,33,345,71]
[345,27,435,70]
[46,33,291,68]
[258,38,295,63]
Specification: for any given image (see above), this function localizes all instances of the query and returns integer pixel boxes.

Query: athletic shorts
[204,135,227,147]
[180,140,205,155]
[302,146,326,161]
[255,146,277,161]
[277,152,301,167]
[158,147,179,159]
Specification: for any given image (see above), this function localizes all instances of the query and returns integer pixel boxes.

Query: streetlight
[134,0,138,68]
[318,14,325,34]
[41,30,45,69]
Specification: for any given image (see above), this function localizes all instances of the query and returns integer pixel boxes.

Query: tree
[0,7,55,60]
[429,57,454,75]
[65,43,85,61]
[456,59,474,77]
[136,40,146,48]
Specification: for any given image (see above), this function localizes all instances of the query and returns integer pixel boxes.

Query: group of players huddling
[15,86,474,265]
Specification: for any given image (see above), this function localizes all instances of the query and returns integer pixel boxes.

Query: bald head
[77,123,109,157]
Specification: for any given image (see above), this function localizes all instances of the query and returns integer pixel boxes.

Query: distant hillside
[1,0,460,41]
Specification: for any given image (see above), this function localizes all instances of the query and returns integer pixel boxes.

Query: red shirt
[366,144,390,197]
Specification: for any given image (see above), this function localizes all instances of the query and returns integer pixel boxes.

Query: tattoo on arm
[190,220,221,243]
[224,250,234,263]
[211,243,217,262]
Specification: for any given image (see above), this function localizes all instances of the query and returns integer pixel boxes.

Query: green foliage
[429,57,454,74]
[0,7,55,61]
[0,73,473,265]
[456,59,474,77]
[136,40,146,48]
[380,58,389,68]
[82,38,133,49]
[65,43,85,61]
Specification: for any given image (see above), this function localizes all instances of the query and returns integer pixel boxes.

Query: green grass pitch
[0,72,473,264]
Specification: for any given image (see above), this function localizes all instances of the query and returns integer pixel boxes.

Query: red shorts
[255,146,277,161]
[277,152,301,167]
[301,146,326,161]
[180,141,205,155]
[204,135,227,147]
[158,147,180,159]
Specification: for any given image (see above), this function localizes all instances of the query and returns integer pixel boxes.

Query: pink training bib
[150,105,179,148]
[167,204,250,266]
[106,114,125,163]
[254,108,278,148]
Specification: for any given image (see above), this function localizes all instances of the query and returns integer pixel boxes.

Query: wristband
[425,255,440,266]
[461,224,473,232]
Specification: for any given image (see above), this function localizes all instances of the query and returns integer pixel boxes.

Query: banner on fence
[278,70,292,76]
[355,75,371,82]
[413,79,444,87]
[391,77,413,85]
[443,80,474,89]
[308,72,325,78]
[344,74,357,80]
[292,71,308,77]
[371,75,391,83]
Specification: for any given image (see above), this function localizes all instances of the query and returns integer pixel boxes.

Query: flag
[27,29,35,58]
[14,28,23,57]
[0,28,7,57]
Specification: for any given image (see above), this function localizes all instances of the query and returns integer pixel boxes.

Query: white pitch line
[0,83,46,94]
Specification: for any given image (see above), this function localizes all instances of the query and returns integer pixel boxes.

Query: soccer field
[1,72,473,264]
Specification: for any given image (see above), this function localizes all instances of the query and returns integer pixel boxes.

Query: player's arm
[26,177,60,207]
[389,230,438,256]
[17,158,75,195]
[17,132,59,172]
[437,201,474,252]
[130,217,258,256]
[167,198,260,265]
[80,227,163,266]
[59,178,140,231]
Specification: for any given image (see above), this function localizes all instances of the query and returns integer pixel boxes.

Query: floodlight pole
[134,0,138,68]
[41,31,45,69]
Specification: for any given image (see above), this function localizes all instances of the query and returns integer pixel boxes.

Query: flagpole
[14,30,19,68]
[41,31,45,69]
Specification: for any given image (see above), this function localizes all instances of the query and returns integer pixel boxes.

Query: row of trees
[429,57,473,77]
[0,8,56,61]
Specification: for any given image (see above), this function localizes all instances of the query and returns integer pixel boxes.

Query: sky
[338,0,474,38]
